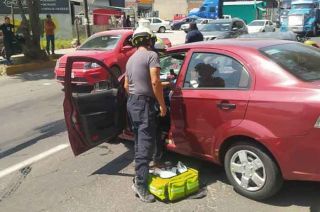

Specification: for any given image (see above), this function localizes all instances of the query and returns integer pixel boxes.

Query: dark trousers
[46,35,55,54]
[3,39,13,63]
[127,94,156,188]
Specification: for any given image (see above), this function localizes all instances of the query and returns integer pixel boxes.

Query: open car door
[64,56,126,156]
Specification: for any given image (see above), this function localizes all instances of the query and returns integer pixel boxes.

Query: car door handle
[217,102,236,110]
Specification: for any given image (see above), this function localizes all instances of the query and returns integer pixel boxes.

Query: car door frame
[170,47,255,161]
[64,56,126,156]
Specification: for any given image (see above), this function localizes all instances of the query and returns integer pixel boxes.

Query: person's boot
[132,179,155,203]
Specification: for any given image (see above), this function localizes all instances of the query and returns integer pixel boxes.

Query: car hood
[201,31,229,38]
[58,49,113,64]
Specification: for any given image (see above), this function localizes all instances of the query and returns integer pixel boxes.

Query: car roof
[169,39,295,51]
[208,18,244,23]
[93,29,133,37]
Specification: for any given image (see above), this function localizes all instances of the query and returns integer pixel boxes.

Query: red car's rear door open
[64,56,126,156]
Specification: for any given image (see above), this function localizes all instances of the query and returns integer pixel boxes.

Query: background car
[145,17,171,33]
[200,18,248,40]
[64,39,320,201]
[181,18,214,32]
[55,30,136,89]
[55,29,172,89]
[171,17,198,30]
[247,20,276,33]
[239,31,298,41]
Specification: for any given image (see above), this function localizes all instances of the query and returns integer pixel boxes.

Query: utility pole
[83,0,91,37]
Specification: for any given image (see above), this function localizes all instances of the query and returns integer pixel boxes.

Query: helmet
[304,40,319,48]
[132,26,153,47]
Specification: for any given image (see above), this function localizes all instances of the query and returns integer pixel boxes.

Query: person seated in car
[194,63,225,88]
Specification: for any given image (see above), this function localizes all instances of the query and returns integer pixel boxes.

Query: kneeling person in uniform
[124,27,167,203]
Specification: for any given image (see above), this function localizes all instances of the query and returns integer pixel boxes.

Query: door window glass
[153,18,162,23]
[184,52,250,89]
[160,53,186,81]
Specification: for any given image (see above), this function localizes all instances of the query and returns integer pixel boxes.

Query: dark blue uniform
[126,49,160,188]
[0,23,14,64]
[186,29,204,43]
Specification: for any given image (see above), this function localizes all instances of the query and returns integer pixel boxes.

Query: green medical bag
[148,168,199,201]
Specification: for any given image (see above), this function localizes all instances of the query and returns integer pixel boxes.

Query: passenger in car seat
[194,63,225,88]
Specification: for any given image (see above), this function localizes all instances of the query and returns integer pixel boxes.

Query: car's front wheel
[224,142,283,200]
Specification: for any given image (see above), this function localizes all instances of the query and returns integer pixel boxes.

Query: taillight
[315,116,320,128]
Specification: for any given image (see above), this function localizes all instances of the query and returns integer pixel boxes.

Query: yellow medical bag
[148,168,199,201]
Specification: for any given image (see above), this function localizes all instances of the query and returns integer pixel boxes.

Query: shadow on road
[0,119,66,159]
[92,139,320,209]
[10,68,55,82]
[263,181,320,211]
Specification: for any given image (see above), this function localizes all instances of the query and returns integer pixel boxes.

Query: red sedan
[63,40,320,200]
[55,30,172,89]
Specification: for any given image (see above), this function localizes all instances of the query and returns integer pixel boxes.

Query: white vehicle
[181,18,214,32]
[247,20,276,33]
[145,17,171,33]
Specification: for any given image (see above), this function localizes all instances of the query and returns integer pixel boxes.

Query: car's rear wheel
[111,66,121,78]
[224,141,283,200]
[158,26,166,33]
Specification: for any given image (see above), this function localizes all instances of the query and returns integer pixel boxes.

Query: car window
[201,22,231,32]
[79,35,121,50]
[153,18,162,23]
[160,53,186,80]
[260,43,320,81]
[233,21,244,29]
[184,52,250,89]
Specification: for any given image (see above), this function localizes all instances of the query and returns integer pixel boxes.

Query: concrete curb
[0,59,57,76]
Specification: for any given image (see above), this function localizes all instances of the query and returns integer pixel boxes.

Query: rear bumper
[259,130,320,181]
[55,67,108,85]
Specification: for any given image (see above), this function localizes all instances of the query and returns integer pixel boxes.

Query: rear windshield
[79,35,121,50]
[260,43,320,81]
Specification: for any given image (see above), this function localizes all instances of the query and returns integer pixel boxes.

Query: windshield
[79,35,121,50]
[292,3,313,9]
[201,22,231,32]
[260,43,320,81]
[249,21,265,26]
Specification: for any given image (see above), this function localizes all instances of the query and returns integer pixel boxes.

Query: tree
[17,0,47,60]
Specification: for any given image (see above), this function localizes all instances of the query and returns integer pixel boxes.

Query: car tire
[224,141,283,200]
[273,28,276,32]
[159,26,166,33]
[111,66,121,78]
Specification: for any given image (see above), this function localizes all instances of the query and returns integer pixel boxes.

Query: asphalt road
[0,33,320,211]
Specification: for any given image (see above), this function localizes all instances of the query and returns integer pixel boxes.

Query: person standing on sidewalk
[124,27,167,203]
[185,22,203,44]
[0,17,14,65]
[44,14,56,55]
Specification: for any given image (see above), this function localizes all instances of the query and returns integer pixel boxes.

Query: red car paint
[63,40,320,187]
[55,30,172,86]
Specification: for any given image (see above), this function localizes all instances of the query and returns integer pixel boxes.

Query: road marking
[0,144,70,179]
[42,82,52,86]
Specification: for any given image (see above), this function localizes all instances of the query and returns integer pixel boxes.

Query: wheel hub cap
[230,150,266,191]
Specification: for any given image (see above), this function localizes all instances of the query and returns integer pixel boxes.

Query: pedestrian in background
[185,22,204,43]
[44,14,56,55]
[124,27,167,203]
[126,15,131,28]
[0,16,14,65]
